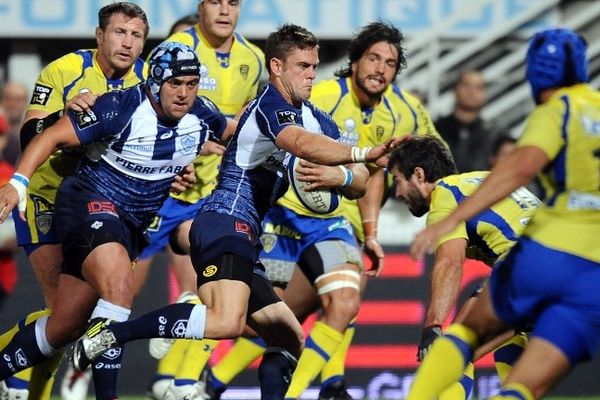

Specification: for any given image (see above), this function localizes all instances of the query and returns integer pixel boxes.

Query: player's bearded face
[353,41,398,99]
[160,76,200,120]
[394,172,429,217]
[97,13,146,73]
[280,47,318,103]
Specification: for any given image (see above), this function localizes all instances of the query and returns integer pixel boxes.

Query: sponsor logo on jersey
[202,264,218,277]
[76,109,99,129]
[240,64,249,80]
[276,110,297,125]
[30,84,53,106]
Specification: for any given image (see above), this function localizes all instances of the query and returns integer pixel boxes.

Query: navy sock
[92,345,125,400]
[258,348,296,400]
[110,303,196,343]
[0,322,47,379]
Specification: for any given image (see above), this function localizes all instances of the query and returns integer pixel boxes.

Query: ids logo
[203,265,218,277]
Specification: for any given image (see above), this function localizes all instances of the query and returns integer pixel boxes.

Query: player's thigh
[282,266,319,323]
[169,247,197,293]
[27,243,63,305]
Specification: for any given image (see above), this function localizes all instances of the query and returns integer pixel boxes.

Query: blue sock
[259,348,296,400]
[92,345,125,400]
[109,303,197,343]
[0,322,46,379]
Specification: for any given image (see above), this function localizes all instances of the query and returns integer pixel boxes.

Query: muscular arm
[275,125,355,165]
[16,115,81,178]
[338,163,369,200]
[424,238,467,327]
[359,167,385,276]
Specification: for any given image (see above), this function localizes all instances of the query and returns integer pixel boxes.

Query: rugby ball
[287,155,341,214]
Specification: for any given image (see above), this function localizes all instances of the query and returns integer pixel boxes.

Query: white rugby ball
[287,155,341,214]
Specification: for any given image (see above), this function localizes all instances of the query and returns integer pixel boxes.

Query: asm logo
[87,201,117,215]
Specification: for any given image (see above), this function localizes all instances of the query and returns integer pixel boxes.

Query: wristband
[350,146,372,163]
[338,166,353,187]
[9,173,29,213]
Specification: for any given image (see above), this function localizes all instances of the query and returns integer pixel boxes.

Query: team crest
[32,195,53,235]
[261,234,277,253]
[240,64,249,80]
[101,348,122,360]
[376,126,385,140]
[181,134,198,153]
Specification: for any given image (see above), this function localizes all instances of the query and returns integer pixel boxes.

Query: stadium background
[0,0,599,398]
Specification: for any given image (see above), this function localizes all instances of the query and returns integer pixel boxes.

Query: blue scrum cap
[526,28,588,103]
[147,41,201,102]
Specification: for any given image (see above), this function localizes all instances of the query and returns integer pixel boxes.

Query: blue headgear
[526,28,588,103]
[147,42,201,103]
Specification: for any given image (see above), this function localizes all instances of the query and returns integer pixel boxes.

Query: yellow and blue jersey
[429,171,540,266]
[166,26,265,202]
[20,49,147,245]
[292,77,440,241]
[516,83,600,262]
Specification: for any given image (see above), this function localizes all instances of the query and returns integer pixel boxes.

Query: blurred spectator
[489,133,543,199]
[0,113,18,309]
[435,70,500,172]
[0,82,28,166]
[488,134,517,168]
[168,13,199,36]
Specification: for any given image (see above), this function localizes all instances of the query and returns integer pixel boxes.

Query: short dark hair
[388,136,457,182]
[264,24,319,75]
[336,21,406,78]
[98,2,149,39]
[168,13,199,36]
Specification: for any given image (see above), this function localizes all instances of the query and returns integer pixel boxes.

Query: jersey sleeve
[427,184,468,247]
[196,96,228,142]
[517,100,564,161]
[255,99,301,142]
[28,56,82,114]
[67,91,123,145]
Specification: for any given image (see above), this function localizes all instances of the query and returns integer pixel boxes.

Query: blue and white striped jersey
[67,83,227,225]
[201,83,340,233]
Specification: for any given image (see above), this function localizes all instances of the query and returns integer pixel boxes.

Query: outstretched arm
[0,115,80,221]
[275,125,399,167]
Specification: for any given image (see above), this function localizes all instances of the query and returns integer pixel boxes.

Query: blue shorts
[189,211,261,269]
[55,176,148,280]
[139,196,204,260]
[490,237,600,364]
[260,205,362,284]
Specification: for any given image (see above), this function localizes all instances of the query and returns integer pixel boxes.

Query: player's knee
[323,290,361,321]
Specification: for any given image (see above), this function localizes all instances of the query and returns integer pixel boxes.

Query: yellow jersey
[517,84,600,262]
[166,26,265,202]
[291,77,439,241]
[25,49,147,241]
[428,172,540,266]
